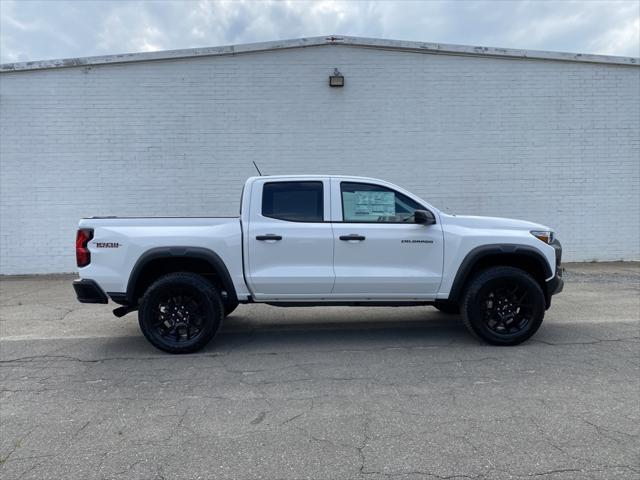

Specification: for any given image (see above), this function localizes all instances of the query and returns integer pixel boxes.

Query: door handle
[256,234,282,241]
[339,234,366,241]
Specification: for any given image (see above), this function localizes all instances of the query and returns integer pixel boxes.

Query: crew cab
[73,175,563,353]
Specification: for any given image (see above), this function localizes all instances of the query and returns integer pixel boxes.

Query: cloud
[1,0,638,63]
[588,9,640,56]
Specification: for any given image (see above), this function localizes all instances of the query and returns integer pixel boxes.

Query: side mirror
[414,209,436,225]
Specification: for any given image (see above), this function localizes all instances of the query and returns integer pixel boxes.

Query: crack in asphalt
[531,336,640,346]
[0,430,33,465]
[523,468,584,477]
[581,418,639,441]
[357,412,370,475]
[362,470,485,479]
[0,353,225,364]
[2,333,638,365]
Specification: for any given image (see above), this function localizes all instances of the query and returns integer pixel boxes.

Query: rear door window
[262,181,324,222]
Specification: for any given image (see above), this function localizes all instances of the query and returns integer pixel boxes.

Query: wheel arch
[448,244,552,305]
[122,247,238,307]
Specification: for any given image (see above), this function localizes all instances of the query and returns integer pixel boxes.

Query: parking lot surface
[1,263,638,479]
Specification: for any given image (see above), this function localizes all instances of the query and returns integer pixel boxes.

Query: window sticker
[355,191,395,216]
[343,190,396,221]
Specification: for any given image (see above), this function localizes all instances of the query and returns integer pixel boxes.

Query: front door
[330,179,443,298]
[247,178,335,299]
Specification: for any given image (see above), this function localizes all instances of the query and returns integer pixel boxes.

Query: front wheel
[461,266,545,346]
[138,272,224,354]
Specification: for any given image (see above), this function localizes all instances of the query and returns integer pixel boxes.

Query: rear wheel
[462,266,545,346]
[138,272,223,354]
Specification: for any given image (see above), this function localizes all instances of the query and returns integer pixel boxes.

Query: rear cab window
[262,181,324,222]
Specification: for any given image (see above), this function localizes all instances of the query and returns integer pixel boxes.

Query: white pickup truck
[74,175,563,353]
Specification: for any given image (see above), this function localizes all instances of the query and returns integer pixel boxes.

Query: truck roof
[246,175,390,182]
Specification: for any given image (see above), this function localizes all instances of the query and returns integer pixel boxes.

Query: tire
[138,272,224,354]
[461,266,545,346]
[434,301,460,315]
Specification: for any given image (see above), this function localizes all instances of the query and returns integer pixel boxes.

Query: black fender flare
[124,246,238,305]
[447,244,553,303]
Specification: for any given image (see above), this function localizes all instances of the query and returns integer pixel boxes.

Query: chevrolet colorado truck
[73,175,563,353]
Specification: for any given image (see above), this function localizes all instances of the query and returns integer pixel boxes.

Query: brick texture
[1,45,639,273]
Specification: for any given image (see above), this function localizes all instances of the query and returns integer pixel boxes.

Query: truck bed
[77,216,247,298]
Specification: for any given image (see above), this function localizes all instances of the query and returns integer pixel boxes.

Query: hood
[440,214,552,232]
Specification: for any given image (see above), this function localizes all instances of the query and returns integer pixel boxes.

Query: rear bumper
[73,279,108,304]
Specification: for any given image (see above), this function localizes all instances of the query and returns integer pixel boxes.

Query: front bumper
[544,239,564,308]
[546,269,564,296]
[73,279,108,304]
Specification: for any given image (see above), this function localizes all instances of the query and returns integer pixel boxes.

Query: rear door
[247,178,335,299]
[330,179,443,298]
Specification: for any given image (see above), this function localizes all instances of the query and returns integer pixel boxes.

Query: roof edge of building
[2,35,638,73]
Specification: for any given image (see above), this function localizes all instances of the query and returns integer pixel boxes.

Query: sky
[1,0,639,64]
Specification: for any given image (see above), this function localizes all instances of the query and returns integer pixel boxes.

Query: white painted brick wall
[1,45,639,274]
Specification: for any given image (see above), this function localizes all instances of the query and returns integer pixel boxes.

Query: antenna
[252,161,263,176]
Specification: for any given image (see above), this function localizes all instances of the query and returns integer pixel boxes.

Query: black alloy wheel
[138,272,223,354]
[462,266,545,346]
[480,283,533,335]
[153,290,206,342]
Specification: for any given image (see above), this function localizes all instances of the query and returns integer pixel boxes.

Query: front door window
[341,182,423,223]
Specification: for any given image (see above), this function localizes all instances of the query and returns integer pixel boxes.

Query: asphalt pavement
[0,262,638,479]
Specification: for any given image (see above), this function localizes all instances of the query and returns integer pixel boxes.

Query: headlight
[530,230,554,244]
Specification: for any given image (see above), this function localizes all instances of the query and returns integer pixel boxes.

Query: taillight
[76,229,93,267]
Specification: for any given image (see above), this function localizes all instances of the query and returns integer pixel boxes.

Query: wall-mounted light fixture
[329,68,344,87]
